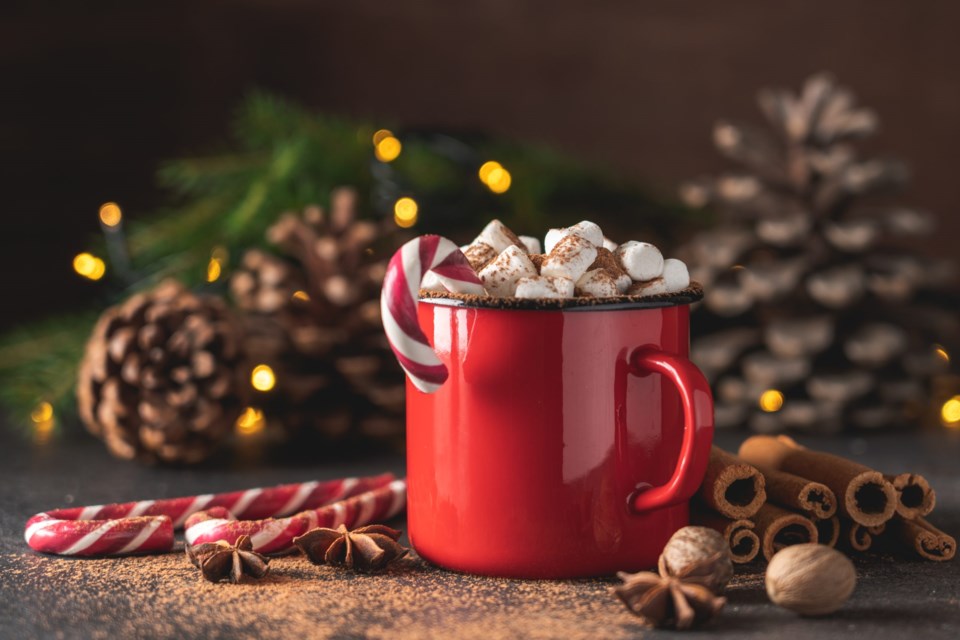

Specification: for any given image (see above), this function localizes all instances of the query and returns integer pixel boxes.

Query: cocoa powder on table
[2,549,669,640]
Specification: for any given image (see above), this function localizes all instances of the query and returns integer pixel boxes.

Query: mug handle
[627,347,714,513]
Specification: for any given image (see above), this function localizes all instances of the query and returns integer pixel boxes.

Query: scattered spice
[186,535,269,584]
[612,553,727,629]
[294,524,408,572]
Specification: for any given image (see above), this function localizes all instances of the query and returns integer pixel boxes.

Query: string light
[759,389,784,412]
[292,290,310,302]
[934,344,950,363]
[31,401,54,424]
[940,395,960,427]
[73,252,106,281]
[235,406,266,435]
[31,402,55,444]
[206,259,222,282]
[372,129,393,145]
[478,160,511,194]
[375,136,402,162]
[478,161,501,182]
[98,202,122,227]
[206,246,227,283]
[250,364,276,392]
[394,197,418,228]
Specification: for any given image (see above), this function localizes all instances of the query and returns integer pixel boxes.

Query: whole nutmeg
[765,544,856,616]
[659,526,734,593]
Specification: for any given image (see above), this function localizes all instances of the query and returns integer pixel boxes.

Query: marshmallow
[587,247,631,293]
[627,278,668,296]
[544,221,604,253]
[662,258,691,293]
[625,259,691,296]
[567,221,604,247]
[461,242,498,272]
[544,228,565,254]
[519,235,541,254]
[479,245,538,297]
[540,235,598,283]
[575,269,620,297]
[602,237,619,252]
[515,275,575,299]
[615,241,664,282]
[475,219,524,253]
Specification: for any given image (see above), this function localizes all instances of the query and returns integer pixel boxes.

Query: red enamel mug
[405,293,714,578]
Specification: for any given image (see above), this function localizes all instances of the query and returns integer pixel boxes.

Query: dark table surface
[1,424,959,639]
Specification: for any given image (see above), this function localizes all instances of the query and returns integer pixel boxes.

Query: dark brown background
[2,0,958,325]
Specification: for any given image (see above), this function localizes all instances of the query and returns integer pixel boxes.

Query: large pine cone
[77,280,244,463]
[230,189,406,442]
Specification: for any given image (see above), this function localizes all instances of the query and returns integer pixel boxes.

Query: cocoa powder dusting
[0,549,660,639]
[421,282,703,310]
[2,547,769,638]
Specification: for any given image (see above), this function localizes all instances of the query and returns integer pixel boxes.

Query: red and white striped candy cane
[24,473,396,557]
[184,478,407,554]
[381,235,485,393]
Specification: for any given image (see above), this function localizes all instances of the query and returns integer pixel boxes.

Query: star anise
[612,553,727,629]
[185,535,270,584]
[293,524,408,573]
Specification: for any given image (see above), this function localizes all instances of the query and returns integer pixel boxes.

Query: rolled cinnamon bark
[739,435,896,527]
[841,519,885,552]
[885,473,936,519]
[751,502,819,561]
[887,516,956,561]
[815,515,841,548]
[756,465,837,519]
[690,506,761,564]
[696,447,766,519]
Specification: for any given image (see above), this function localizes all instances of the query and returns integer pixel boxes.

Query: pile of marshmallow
[424,219,691,299]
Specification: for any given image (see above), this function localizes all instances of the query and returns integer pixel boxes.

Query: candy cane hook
[381,235,485,393]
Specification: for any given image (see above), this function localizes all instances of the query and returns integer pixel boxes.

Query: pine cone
[77,280,244,463]
[230,189,406,443]
[680,73,957,433]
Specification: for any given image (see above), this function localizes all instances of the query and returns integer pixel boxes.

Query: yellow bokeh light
[292,290,310,302]
[235,406,266,435]
[759,389,784,412]
[484,166,512,194]
[31,402,54,423]
[207,258,222,283]
[940,395,960,427]
[934,345,950,363]
[99,202,122,227]
[73,252,106,281]
[394,197,418,228]
[251,364,276,392]
[372,129,393,145]
[375,136,402,162]
[31,402,55,444]
[478,160,502,183]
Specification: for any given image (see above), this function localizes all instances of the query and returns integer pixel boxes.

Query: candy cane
[381,235,485,393]
[25,473,396,557]
[185,479,407,554]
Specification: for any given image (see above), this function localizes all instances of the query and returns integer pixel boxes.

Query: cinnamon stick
[886,516,956,561]
[739,435,897,527]
[841,519,885,552]
[756,465,837,519]
[885,473,936,519]
[751,502,818,561]
[690,506,761,564]
[815,515,841,548]
[696,446,766,519]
